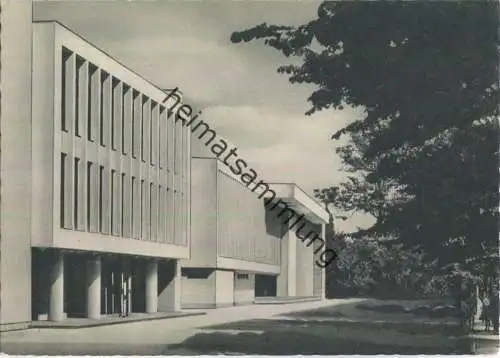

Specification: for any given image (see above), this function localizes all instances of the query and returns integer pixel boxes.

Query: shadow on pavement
[165,324,474,355]
[165,299,473,355]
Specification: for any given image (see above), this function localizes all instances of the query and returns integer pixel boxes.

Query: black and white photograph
[0,0,499,355]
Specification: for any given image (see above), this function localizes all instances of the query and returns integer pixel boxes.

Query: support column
[49,251,64,322]
[277,223,297,297]
[86,255,101,319]
[145,259,158,313]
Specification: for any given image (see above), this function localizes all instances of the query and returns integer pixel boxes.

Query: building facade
[1,6,328,331]
[182,138,328,308]
[1,19,192,331]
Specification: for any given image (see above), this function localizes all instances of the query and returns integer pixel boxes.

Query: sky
[33,0,372,232]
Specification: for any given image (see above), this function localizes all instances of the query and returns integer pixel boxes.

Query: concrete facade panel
[296,236,314,297]
[0,0,33,328]
[181,269,216,308]
[184,158,217,267]
[215,269,234,307]
[234,272,255,305]
[217,171,280,266]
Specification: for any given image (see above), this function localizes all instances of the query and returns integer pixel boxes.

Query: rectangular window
[174,119,181,174]
[74,157,80,229]
[75,58,81,137]
[121,173,126,237]
[140,179,145,239]
[111,169,115,234]
[61,47,73,132]
[158,185,162,242]
[150,183,155,241]
[111,80,116,150]
[88,64,99,142]
[167,108,174,173]
[112,78,122,152]
[86,161,92,230]
[122,85,130,155]
[132,91,141,159]
[60,153,67,228]
[99,165,104,232]
[141,97,150,163]
[151,103,159,166]
[159,107,166,169]
[100,72,111,147]
[130,177,140,239]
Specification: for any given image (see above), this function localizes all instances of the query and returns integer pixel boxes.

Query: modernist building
[182,139,328,308]
[1,18,192,331]
[0,4,328,331]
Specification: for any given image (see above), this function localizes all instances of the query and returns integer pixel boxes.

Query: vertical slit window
[151,103,158,166]
[111,169,115,234]
[74,157,80,229]
[87,161,92,230]
[132,91,141,159]
[111,80,116,150]
[60,153,67,228]
[61,48,74,132]
[100,72,111,147]
[122,85,130,155]
[75,56,87,137]
[75,58,80,136]
[88,64,99,142]
[159,107,166,169]
[112,78,122,151]
[140,179,145,239]
[158,185,163,242]
[149,183,153,240]
[121,173,126,236]
[131,176,137,238]
[142,97,150,163]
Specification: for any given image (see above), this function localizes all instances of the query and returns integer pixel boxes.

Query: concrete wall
[296,237,314,297]
[277,226,297,297]
[217,171,281,266]
[0,0,33,330]
[215,269,234,307]
[181,268,216,308]
[234,272,255,305]
[184,158,218,267]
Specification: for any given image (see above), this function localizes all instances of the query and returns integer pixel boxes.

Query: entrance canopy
[269,183,329,225]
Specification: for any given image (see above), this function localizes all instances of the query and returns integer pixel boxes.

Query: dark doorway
[64,253,87,318]
[255,274,277,297]
[31,248,54,320]
[101,256,132,316]
[131,258,146,313]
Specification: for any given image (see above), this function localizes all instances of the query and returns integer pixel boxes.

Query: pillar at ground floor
[31,248,183,322]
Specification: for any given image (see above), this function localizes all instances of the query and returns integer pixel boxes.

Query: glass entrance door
[102,256,131,316]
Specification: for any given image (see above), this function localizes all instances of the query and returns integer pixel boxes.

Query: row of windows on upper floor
[60,152,187,245]
[60,47,187,173]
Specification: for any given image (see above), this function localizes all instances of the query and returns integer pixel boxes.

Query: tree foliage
[232,1,499,281]
[328,236,446,298]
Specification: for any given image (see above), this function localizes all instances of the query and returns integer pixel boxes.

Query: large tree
[231,1,499,278]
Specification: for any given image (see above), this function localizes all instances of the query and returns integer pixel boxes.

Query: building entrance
[101,256,132,317]
[255,274,277,297]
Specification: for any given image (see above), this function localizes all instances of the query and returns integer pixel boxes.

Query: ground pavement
[1,298,497,355]
[0,299,359,355]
